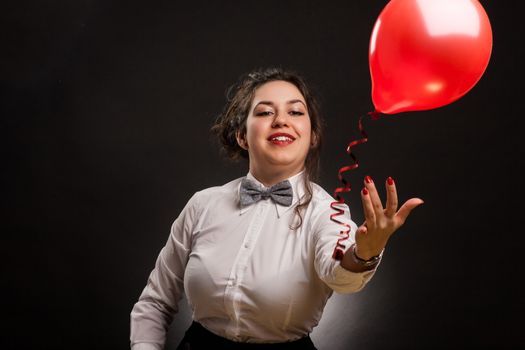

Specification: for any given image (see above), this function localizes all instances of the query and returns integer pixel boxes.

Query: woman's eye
[256,111,273,116]
[290,111,304,116]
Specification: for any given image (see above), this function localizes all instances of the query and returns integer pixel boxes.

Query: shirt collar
[238,170,307,217]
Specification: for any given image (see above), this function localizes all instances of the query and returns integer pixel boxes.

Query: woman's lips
[269,139,294,146]
[268,133,295,146]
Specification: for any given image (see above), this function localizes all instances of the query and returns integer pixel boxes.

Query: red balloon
[369,0,493,114]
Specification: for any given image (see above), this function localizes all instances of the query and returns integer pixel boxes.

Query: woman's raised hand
[354,176,424,260]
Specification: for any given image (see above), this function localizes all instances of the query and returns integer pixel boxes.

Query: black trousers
[176,322,318,350]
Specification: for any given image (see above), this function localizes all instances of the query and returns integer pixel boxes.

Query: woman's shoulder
[308,181,350,213]
[310,181,337,203]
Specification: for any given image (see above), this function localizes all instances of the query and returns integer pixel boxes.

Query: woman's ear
[236,130,248,150]
[310,131,319,148]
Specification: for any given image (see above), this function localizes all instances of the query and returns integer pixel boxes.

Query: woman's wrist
[341,243,383,272]
[352,243,383,268]
[354,243,384,261]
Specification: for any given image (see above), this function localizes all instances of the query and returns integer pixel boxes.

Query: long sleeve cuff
[131,342,162,350]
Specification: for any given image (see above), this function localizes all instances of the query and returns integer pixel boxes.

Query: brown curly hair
[211,67,324,229]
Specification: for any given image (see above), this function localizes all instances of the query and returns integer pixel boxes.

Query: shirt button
[227,280,233,286]
[244,243,249,248]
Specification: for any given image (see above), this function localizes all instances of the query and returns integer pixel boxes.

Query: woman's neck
[249,165,305,187]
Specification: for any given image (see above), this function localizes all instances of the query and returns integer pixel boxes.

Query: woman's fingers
[361,175,423,230]
[384,176,398,218]
[364,176,384,218]
[395,198,425,225]
[360,185,376,226]
[355,223,368,240]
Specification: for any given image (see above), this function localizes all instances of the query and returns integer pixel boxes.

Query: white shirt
[130,171,379,350]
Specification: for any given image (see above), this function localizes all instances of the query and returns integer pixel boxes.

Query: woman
[130,67,423,349]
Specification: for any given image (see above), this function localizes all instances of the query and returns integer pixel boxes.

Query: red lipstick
[267,133,296,146]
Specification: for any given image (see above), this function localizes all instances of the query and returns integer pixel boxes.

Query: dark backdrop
[2,1,524,349]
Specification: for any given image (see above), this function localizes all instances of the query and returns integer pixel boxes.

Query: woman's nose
[271,112,288,127]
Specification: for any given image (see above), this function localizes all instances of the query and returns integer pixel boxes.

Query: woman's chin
[265,159,304,173]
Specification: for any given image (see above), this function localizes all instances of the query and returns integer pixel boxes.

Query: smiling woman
[212,69,324,230]
[238,81,313,186]
[129,67,423,350]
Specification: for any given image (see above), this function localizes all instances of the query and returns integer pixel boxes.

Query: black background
[2,1,524,349]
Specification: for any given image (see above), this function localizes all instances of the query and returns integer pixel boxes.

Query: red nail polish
[387,177,394,185]
[362,187,368,195]
[365,175,373,184]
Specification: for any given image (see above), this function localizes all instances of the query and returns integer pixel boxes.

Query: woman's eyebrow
[254,100,306,107]
[287,99,306,107]
[254,101,274,107]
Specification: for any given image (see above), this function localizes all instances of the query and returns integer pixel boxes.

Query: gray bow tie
[239,178,293,207]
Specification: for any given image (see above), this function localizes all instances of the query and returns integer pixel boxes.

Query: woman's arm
[130,193,199,350]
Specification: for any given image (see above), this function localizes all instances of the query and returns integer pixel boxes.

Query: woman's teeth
[271,136,293,141]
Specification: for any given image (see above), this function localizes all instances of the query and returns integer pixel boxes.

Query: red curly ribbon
[331,111,382,260]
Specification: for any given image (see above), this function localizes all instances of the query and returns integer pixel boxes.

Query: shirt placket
[224,199,270,340]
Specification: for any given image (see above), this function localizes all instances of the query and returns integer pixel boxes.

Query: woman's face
[237,80,313,179]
